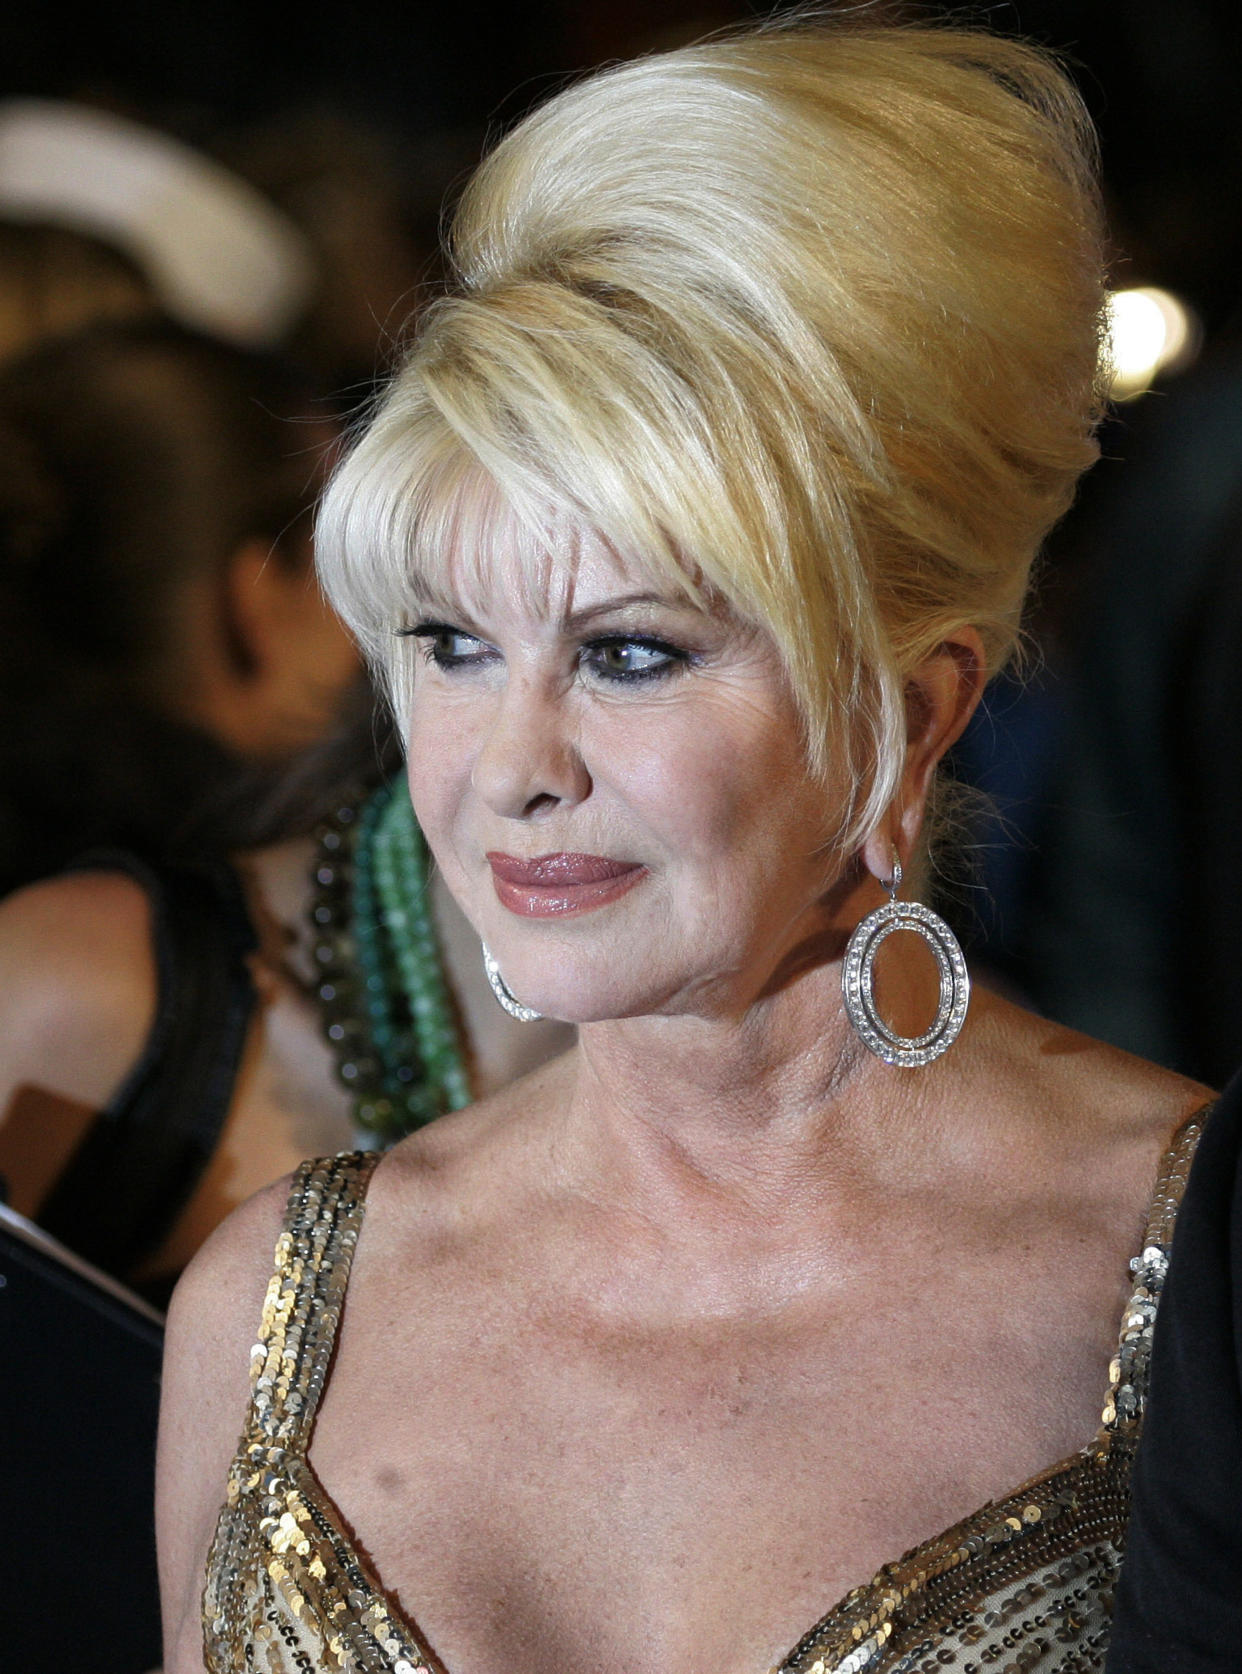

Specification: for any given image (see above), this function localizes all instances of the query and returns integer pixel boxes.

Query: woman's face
[404,526,850,1024]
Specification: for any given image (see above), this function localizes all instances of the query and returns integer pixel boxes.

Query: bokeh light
[1106,286,1200,401]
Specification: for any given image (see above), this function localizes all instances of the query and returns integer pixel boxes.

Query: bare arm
[156,1176,289,1674]
[0,871,156,1213]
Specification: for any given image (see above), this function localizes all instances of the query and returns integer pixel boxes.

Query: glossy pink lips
[486,851,647,917]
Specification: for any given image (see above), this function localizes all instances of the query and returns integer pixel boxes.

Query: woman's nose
[470,677,591,819]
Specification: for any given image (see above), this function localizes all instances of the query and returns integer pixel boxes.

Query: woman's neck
[555,958,938,1230]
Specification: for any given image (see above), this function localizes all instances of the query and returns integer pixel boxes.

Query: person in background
[0,97,315,360]
[0,321,574,1301]
[0,320,358,1295]
[0,217,158,360]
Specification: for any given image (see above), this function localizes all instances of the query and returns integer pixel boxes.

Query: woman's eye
[583,637,687,683]
[406,623,492,668]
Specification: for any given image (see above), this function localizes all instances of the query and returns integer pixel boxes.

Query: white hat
[0,99,317,348]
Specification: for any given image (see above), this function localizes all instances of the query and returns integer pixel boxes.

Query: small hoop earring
[482,944,544,1022]
[841,855,970,1067]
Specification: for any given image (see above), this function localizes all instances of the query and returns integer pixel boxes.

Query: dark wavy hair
[0,318,362,895]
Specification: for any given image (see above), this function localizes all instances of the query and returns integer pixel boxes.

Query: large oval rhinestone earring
[841,855,970,1067]
[482,944,544,1022]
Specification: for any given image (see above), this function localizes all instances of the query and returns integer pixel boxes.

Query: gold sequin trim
[203,1152,445,1673]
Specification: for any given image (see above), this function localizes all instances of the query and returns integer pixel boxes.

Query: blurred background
[4,0,1240,375]
[2,5,1241,1664]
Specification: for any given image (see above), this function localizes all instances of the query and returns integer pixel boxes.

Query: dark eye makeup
[397,622,693,685]
[580,635,689,683]
[399,623,492,668]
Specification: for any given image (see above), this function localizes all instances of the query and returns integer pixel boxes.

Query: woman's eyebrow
[562,592,687,630]
[405,561,483,609]
[402,579,482,625]
[399,585,693,634]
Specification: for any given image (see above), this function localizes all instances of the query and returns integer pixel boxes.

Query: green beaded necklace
[310,777,471,1143]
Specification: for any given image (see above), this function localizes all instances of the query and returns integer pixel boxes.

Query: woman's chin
[509,966,732,1028]
[520,994,649,1028]
[499,965,668,1027]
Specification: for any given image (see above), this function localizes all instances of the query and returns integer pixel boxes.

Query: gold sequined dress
[203,1121,1203,1674]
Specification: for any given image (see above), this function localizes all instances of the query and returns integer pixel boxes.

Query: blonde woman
[159,20,1212,1674]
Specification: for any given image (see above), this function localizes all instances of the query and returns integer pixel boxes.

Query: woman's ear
[890,628,987,859]
[856,630,986,890]
[225,536,361,755]
[223,537,306,678]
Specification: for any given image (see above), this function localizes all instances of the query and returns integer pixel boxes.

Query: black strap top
[37,852,257,1285]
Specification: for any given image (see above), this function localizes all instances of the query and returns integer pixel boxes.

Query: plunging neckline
[283,1391,1127,1674]
[206,1118,1206,1674]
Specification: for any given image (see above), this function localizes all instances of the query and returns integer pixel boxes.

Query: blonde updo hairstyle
[318,16,1107,851]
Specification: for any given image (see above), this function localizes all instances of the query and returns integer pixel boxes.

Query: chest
[308,1242,1126,1674]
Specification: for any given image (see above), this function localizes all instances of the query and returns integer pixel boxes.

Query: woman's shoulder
[164,1168,293,1401]
[963,990,1214,1229]
[974,988,1213,1129]
[169,1055,570,1327]
[161,1171,293,1432]
[158,1169,295,1665]
[0,862,155,951]
[1049,1029,1213,1150]
[0,868,158,1108]
[162,1153,381,1458]
[0,872,159,1217]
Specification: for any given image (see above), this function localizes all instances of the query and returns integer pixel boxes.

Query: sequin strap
[247,1151,382,1453]
[773,1109,1214,1674]
[1101,1109,1207,1436]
